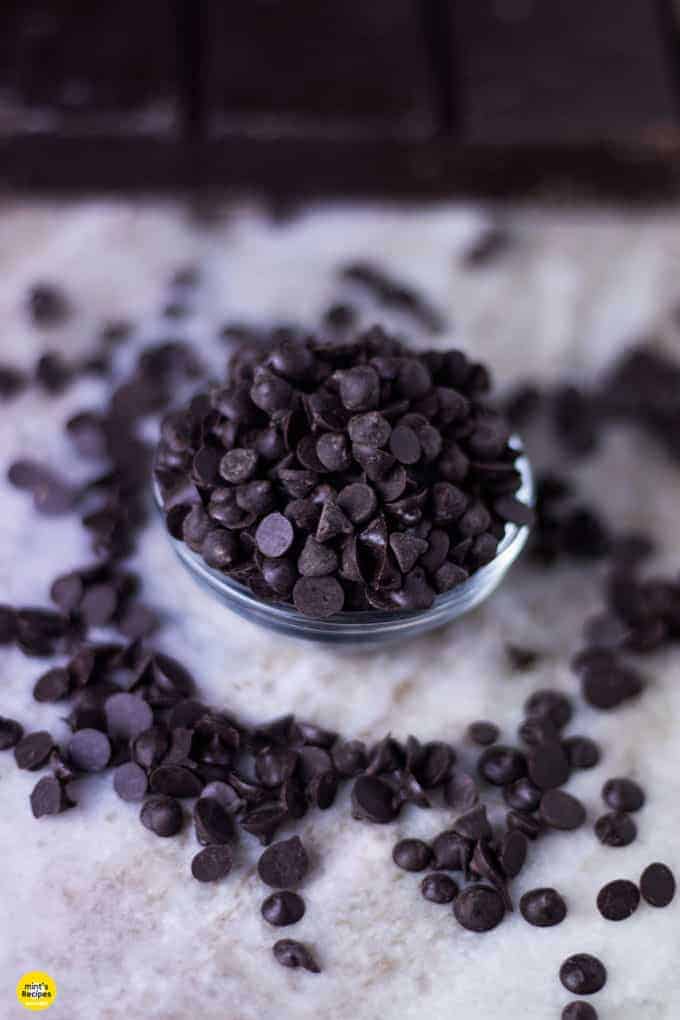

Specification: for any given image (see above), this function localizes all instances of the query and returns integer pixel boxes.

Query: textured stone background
[0,200,679,1019]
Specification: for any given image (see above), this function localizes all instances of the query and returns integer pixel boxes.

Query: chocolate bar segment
[450,0,679,143]
[0,0,180,136]
[202,1,437,138]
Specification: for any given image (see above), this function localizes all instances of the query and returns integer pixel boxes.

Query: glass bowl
[153,440,534,649]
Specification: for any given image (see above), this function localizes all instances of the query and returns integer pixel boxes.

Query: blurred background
[2,0,680,199]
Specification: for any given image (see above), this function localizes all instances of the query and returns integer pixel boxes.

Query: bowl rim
[153,437,534,635]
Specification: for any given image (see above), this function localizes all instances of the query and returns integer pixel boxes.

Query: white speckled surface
[1,199,679,1019]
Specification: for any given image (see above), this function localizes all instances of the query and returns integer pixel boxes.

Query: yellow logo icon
[16,972,57,1011]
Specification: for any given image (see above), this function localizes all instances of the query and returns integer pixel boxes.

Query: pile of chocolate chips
[154,328,532,618]
[0,266,678,1006]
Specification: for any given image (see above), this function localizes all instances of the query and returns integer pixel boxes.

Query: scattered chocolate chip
[602,777,645,813]
[0,716,24,750]
[519,888,567,927]
[261,890,305,926]
[540,790,586,831]
[30,775,74,817]
[14,731,55,771]
[258,836,309,888]
[33,667,70,703]
[444,771,479,812]
[478,745,526,786]
[421,872,458,904]
[393,838,432,872]
[499,829,527,878]
[351,775,398,823]
[67,728,111,772]
[113,762,148,802]
[563,736,600,770]
[140,795,183,837]
[562,1004,598,1020]
[104,693,154,743]
[594,811,637,847]
[272,939,320,973]
[640,862,675,908]
[431,830,472,872]
[331,739,367,777]
[194,797,236,845]
[524,689,572,730]
[527,741,570,790]
[453,885,505,932]
[453,804,492,842]
[597,879,640,921]
[559,954,607,996]
[191,844,234,883]
[150,764,204,799]
[506,810,542,841]
[503,777,541,813]
[467,721,499,746]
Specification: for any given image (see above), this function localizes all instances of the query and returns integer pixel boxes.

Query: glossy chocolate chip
[594,812,637,847]
[453,885,505,932]
[261,891,306,926]
[351,775,398,823]
[191,844,233,882]
[640,863,675,907]
[559,954,607,996]
[421,872,458,904]
[392,839,432,872]
[140,795,183,837]
[478,745,526,786]
[520,888,567,927]
[272,939,320,973]
[601,777,645,812]
[597,879,640,921]
[258,836,309,888]
[14,731,55,771]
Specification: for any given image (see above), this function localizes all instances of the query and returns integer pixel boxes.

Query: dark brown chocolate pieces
[155,331,526,617]
[140,795,183,837]
[594,812,637,847]
[258,836,309,888]
[0,716,24,750]
[191,844,233,883]
[596,879,640,921]
[272,939,320,974]
[14,731,55,771]
[67,729,111,772]
[540,790,586,831]
[453,884,505,932]
[559,954,607,995]
[261,891,305,926]
[30,775,74,818]
[601,777,645,813]
[519,888,567,927]
[421,873,459,904]
[392,839,432,872]
[562,1004,598,1020]
[640,862,675,908]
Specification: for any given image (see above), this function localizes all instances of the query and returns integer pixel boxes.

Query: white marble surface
[0,199,679,1019]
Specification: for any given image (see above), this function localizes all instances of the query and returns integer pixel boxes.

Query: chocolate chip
[499,829,527,878]
[421,873,458,904]
[503,777,541,813]
[453,804,492,842]
[336,483,377,525]
[292,576,344,618]
[527,741,570,790]
[444,771,479,812]
[105,693,154,742]
[540,790,586,831]
[519,888,567,927]
[68,728,111,772]
[338,365,380,411]
[194,796,236,844]
[432,830,473,871]
[298,536,338,577]
[272,939,320,973]
[467,721,499,746]
[30,775,74,817]
[506,810,542,840]
[563,736,601,770]
[113,761,148,802]
[14,731,55,770]
[478,745,526,786]
[602,777,645,812]
[348,412,391,447]
[191,844,233,883]
[524,689,572,730]
[140,795,183,837]
[255,746,298,788]
[562,1004,598,1020]
[351,775,398,823]
[393,838,432,872]
[255,512,294,558]
[80,583,118,627]
[0,716,23,750]
[559,954,607,996]
[33,667,70,703]
[331,740,367,777]
[594,811,637,847]
[261,890,305,926]
[258,836,309,888]
[453,885,505,932]
[240,803,287,845]
[640,862,675,907]
[581,662,643,710]
[50,573,84,613]
[597,879,640,921]
[150,764,204,799]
